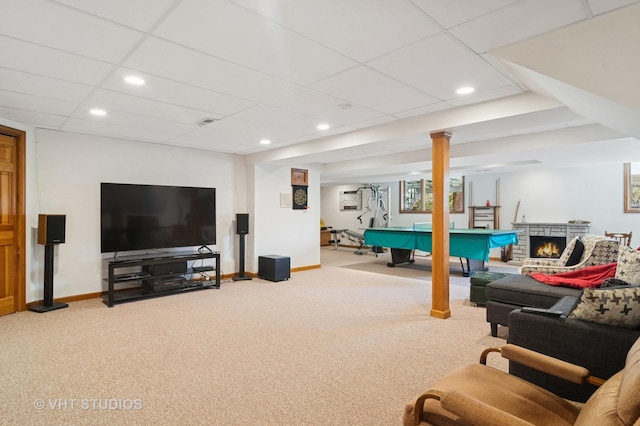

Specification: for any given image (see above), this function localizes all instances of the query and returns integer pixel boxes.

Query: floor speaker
[258,255,290,282]
[236,213,249,234]
[37,214,66,245]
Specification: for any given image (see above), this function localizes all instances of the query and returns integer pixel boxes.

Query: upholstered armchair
[519,235,619,275]
[403,337,640,426]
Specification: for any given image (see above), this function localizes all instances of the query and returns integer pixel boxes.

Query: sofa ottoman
[485,274,581,336]
[469,270,513,306]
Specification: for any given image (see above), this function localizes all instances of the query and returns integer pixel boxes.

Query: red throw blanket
[528,262,617,288]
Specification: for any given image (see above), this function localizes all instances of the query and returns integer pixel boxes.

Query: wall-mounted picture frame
[291,168,308,186]
[624,162,640,213]
[339,190,362,210]
[399,177,465,213]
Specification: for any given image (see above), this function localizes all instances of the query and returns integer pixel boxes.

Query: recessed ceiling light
[456,86,475,95]
[317,124,330,130]
[124,75,145,85]
[90,108,107,116]
[260,139,271,145]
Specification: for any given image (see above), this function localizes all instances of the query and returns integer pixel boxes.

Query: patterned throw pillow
[569,286,640,329]
[601,277,630,288]
[615,245,640,285]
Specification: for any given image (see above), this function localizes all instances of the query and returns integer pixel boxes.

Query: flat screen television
[100,183,216,253]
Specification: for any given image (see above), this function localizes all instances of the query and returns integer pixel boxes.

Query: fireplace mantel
[509,222,590,264]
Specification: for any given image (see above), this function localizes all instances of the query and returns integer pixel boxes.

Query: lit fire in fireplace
[535,242,562,258]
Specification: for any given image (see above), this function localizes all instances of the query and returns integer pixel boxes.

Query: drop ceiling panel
[231,0,442,62]
[369,33,513,100]
[0,107,68,128]
[0,90,77,116]
[0,68,93,103]
[393,102,452,119]
[187,125,267,149]
[410,0,519,29]
[63,118,176,142]
[450,0,588,54]
[1,0,143,63]
[155,0,357,85]
[51,0,177,31]
[101,69,255,116]
[83,89,220,125]
[268,89,386,125]
[446,86,523,107]
[0,36,114,86]
[310,66,440,115]
[232,104,340,134]
[168,135,257,154]
[123,37,299,102]
[201,116,310,142]
[72,107,196,135]
[588,0,640,15]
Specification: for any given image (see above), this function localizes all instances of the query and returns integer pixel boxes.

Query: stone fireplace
[509,222,590,264]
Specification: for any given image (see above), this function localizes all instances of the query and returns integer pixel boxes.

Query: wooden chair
[403,337,640,426]
[604,231,632,247]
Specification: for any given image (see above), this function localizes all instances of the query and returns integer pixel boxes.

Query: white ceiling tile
[587,0,640,15]
[168,135,257,154]
[231,0,441,62]
[188,125,265,148]
[369,34,512,100]
[449,0,588,54]
[268,89,387,125]
[206,116,310,142]
[310,67,440,115]
[0,68,93,102]
[155,0,356,85]
[1,0,143,63]
[84,90,220,125]
[232,105,340,133]
[0,90,77,116]
[393,102,452,119]
[0,107,68,128]
[51,0,176,31]
[446,86,523,107]
[63,118,175,142]
[71,105,196,135]
[101,68,255,116]
[123,37,299,102]
[0,36,114,85]
[410,0,519,29]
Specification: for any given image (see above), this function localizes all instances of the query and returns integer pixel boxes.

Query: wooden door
[0,127,25,316]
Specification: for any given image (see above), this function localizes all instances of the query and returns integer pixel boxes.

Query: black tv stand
[105,250,220,307]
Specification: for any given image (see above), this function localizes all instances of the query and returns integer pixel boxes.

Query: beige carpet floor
[0,248,515,425]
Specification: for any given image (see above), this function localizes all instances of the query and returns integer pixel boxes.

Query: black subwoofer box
[258,255,290,282]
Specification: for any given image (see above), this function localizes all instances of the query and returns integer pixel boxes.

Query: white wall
[253,164,320,269]
[321,163,640,256]
[33,129,243,301]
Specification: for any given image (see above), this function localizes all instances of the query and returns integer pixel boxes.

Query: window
[400,177,465,213]
[624,163,640,213]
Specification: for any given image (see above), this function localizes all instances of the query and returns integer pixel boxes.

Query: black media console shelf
[105,251,221,307]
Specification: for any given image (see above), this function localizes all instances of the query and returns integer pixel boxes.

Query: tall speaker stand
[29,244,68,313]
[232,233,252,281]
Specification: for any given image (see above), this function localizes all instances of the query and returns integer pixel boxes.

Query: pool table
[363,227,520,274]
